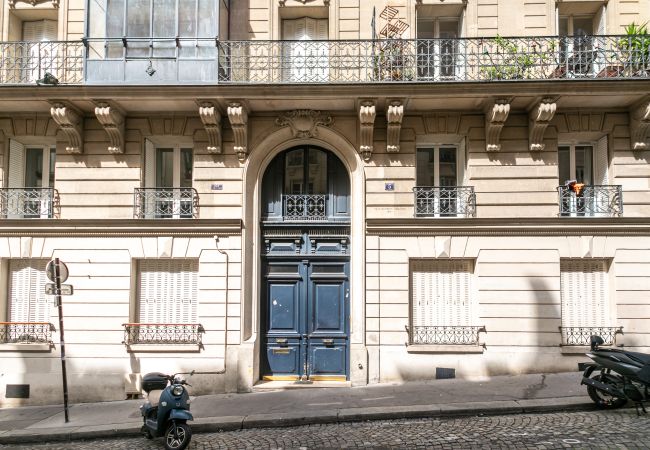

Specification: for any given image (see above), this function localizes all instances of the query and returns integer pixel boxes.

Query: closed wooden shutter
[560,259,609,328]
[412,259,473,326]
[138,259,198,324]
[22,20,58,41]
[594,135,609,185]
[8,259,49,323]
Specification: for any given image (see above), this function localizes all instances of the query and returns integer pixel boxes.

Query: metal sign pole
[54,258,70,423]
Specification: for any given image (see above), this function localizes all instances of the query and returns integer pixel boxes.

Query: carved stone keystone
[227,102,248,162]
[50,103,83,154]
[359,101,376,161]
[386,101,404,153]
[276,110,333,138]
[631,101,650,151]
[94,103,125,154]
[485,100,510,152]
[529,100,556,151]
[199,103,222,154]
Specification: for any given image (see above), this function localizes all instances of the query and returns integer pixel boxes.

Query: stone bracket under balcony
[359,100,376,161]
[50,103,83,153]
[198,101,222,154]
[529,99,557,151]
[227,102,248,162]
[94,102,125,154]
[485,100,510,152]
[630,99,650,150]
[386,100,404,153]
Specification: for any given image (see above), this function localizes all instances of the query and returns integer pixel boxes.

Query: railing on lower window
[0,41,84,85]
[560,326,623,346]
[557,185,623,217]
[134,188,199,219]
[413,187,476,218]
[409,325,485,345]
[0,322,54,344]
[122,323,205,345]
[0,188,59,219]
[283,194,327,221]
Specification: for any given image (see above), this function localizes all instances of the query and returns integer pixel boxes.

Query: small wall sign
[385,182,395,191]
[211,183,224,191]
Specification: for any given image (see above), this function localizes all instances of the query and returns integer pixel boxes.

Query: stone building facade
[1,0,650,405]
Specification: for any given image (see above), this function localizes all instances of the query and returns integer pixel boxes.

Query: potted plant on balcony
[617,22,650,77]
[374,39,414,81]
[480,35,556,80]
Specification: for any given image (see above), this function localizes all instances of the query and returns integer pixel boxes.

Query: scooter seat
[147,389,163,408]
[628,352,650,366]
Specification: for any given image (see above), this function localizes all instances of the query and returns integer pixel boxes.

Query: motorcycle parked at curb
[140,372,193,450]
[580,335,650,415]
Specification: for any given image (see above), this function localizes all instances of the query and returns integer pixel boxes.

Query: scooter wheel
[164,422,192,450]
[587,374,627,409]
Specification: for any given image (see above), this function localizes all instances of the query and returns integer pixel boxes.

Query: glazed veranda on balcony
[1,35,649,85]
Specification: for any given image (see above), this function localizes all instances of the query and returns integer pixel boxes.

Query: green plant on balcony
[617,22,650,76]
[374,39,414,81]
[480,35,556,80]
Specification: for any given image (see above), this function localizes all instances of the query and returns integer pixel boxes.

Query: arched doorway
[260,145,351,382]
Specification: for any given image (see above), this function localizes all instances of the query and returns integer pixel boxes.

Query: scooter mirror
[590,335,605,351]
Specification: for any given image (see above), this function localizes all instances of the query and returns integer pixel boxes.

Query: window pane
[180,149,193,187]
[127,0,150,57]
[573,17,593,36]
[107,0,125,57]
[285,149,304,194]
[558,146,571,184]
[439,20,458,39]
[439,147,457,186]
[156,149,174,187]
[416,149,435,186]
[25,148,43,187]
[308,149,327,194]
[197,0,217,56]
[153,0,176,57]
[49,148,56,187]
[575,145,593,184]
[416,18,434,39]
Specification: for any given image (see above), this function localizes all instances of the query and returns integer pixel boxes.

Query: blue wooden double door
[262,258,350,381]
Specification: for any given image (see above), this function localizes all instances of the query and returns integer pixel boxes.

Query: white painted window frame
[7,140,56,219]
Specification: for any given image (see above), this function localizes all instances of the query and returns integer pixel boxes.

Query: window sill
[560,345,620,355]
[0,343,52,352]
[126,343,202,353]
[407,344,484,354]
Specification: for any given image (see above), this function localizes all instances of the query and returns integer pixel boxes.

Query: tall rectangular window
[416,13,461,80]
[137,259,198,324]
[410,259,480,345]
[6,141,56,218]
[8,259,50,323]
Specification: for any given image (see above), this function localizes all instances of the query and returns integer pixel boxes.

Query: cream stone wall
[0,234,241,407]
[365,234,650,383]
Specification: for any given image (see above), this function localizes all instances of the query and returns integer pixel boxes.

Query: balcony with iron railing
[559,326,623,346]
[133,188,198,219]
[413,186,476,218]
[0,188,59,219]
[0,322,54,344]
[2,35,648,85]
[557,185,623,217]
[122,323,204,345]
[408,325,485,346]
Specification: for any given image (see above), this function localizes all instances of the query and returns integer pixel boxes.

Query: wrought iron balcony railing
[122,323,205,345]
[0,41,84,85]
[0,188,59,219]
[414,186,476,217]
[134,188,198,219]
[560,326,623,346]
[557,185,623,217]
[283,194,327,221]
[216,35,650,84]
[409,325,485,345]
[0,322,54,344]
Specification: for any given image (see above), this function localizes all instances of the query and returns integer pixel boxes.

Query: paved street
[2,409,648,449]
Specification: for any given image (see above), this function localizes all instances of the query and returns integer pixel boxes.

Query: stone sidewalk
[0,372,597,445]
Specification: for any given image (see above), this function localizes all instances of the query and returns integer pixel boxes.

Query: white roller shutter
[412,259,473,327]
[138,259,198,324]
[8,259,50,323]
[560,259,609,328]
[594,135,609,185]
[7,139,25,189]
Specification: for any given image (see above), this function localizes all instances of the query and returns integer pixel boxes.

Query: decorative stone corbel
[50,103,83,154]
[199,103,222,154]
[359,101,376,161]
[529,100,556,151]
[485,100,510,152]
[386,101,404,153]
[630,100,650,151]
[94,103,125,154]
[227,102,248,162]
[9,0,59,7]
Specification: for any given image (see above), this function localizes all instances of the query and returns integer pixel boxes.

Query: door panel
[262,258,349,381]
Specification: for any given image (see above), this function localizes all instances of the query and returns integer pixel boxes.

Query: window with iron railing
[0,322,54,344]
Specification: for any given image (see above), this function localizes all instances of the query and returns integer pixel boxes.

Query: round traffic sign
[46,259,69,283]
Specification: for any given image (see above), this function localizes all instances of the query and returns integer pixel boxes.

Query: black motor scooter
[580,335,650,414]
[140,372,193,450]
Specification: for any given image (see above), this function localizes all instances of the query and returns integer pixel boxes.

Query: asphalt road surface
[2,409,648,449]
